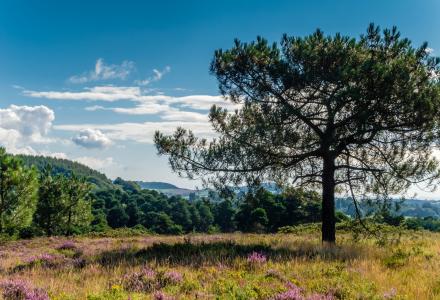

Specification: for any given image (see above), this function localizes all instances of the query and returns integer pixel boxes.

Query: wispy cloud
[24,86,240,112]
[24,86,142,102]
[74,156,115,170]
[85,105,106,111]
[68,58,135,84]
[55,121,215,144]
[160,110,208,122]
[135,66,171,86]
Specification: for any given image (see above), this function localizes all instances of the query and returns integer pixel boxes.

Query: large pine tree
[155,25,440,243]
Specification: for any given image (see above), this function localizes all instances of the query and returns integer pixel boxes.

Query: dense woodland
[0,148,439,240]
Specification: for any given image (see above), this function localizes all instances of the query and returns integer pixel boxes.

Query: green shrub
[383,249,410,268]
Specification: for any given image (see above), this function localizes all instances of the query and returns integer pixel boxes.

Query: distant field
[0,232,439,299]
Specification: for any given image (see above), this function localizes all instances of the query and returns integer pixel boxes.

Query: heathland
[1,230,439,300]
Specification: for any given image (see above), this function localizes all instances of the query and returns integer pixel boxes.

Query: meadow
[1,229,439,300]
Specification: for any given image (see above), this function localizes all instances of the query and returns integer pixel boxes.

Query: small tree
[196,201,214,232]
[155,25,440,243]
[0,148,38,235]
[34,167,92,235]
[214,199,236,232]
[63,174,92,235]
[34,166,66,236]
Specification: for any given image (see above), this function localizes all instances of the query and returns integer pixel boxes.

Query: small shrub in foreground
[247,251,267,264]
[272,283,334,300]
[121,267,157,292]
[56,240,77,251]
[153,291,176,300]
[0,279,49,300]
[120,267,183,293]
[383,249,409,268]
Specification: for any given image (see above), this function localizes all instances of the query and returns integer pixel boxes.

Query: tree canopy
[0,148,38,235]
[155,24,440,243]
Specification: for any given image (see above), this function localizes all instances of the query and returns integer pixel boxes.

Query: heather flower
[153,291,176,300]
[0,279,49,300]
[306,294,335,300]
[72,257,86,269]
[271,283,334,300]
[56,241,77,251]
[383,288,397,299]
[272,283,303,300]
[162,271,183,284]
[24,254,61,268]
[247,251,267,264]
[121,267,157,292]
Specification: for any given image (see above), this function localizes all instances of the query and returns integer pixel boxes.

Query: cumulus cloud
[72,129,112,149]
[68,58,135,83]
[0,105,55,143]
[135,66,171,86]
[0,104,63,157]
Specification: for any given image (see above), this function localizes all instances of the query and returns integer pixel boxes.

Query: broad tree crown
[155,24,440,242]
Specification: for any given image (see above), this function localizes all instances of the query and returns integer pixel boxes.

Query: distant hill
[16,154,113,189]
[336,197,440,218]
[136,181,197,197]
[136,181,179,190]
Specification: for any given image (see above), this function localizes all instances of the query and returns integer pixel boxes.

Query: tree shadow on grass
[95,240,363,268]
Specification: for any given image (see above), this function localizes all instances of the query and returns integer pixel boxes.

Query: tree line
[1,148,439,240]
[0,148,329,238]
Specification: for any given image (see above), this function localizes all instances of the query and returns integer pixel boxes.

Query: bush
[85,227,152,238]
[383,249,410,268]
[18,226,42,239]
[278,223,320,234]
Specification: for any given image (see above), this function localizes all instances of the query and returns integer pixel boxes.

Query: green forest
[1,147,439,240]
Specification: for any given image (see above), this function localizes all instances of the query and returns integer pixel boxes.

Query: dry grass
[0,231,439,299]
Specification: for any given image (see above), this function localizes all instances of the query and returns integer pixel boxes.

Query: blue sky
[0,0,439,197]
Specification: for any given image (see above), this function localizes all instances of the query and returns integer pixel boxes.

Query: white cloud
[74,156,115,170]
[111,103,171,115]
[24,85,240,113]
[160,110,208,122]
[135,66,171,86]
[69,58,135,83]
[24,86,142,102]
[85,105,105,111]
[72,129,112,149]
[0,105,55,142]
[169,95,239,110]
[55,121,215,144]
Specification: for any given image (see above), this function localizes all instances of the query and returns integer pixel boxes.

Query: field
[0,231,439,300]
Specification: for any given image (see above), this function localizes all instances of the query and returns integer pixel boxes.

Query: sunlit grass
[0,231,439,299]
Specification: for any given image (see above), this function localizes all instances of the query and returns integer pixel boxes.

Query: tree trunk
[321,155,336,244]
[67,210,72,236]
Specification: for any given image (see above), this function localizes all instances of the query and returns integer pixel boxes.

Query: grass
[0,230,439,299]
